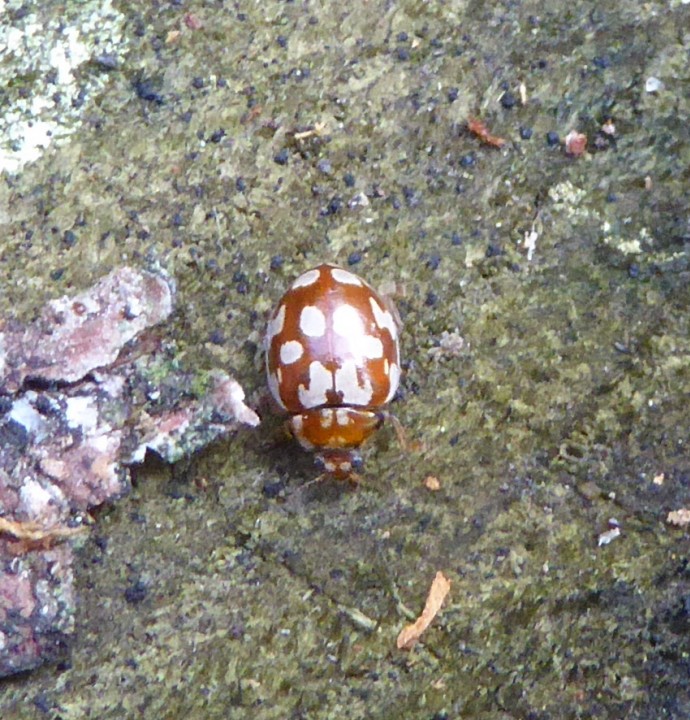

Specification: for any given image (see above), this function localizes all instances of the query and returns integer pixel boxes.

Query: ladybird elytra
[265,263,401,480]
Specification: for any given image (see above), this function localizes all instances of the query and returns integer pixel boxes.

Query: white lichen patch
[600,222,650,255]
[547,181,590,221]
[0,0,129,174]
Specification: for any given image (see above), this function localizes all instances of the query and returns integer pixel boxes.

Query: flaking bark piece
[0,266,173,393]
[396,571,451,650]
[0,266,260,679]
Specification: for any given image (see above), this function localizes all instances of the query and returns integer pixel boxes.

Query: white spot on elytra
[330,267,362,286]
[291,268,321,289]
[361,335,383,358]
[385,363,401,402]
[333,305,383,358]
[370,297,397,340]
[299,361,333,407]
[266,304,286,343]
[332,304,363,337]
[300,305,326,337]
[280,340,304,365]
[335,359,373,405]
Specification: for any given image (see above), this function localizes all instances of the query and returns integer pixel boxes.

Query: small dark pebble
[316,158,332,174]
[191,76,205,89]
[447,87,459,102]
[546,131,560,147]
[606,192,618,202]
[262,480,285,499]
[50,268,65,281]
[235,176,246,192]
[322,196,343,215]
[210,129,225,143]
[519,126,533,140]
[397,31,408,42]
[133,77,164,105]
[451,232,463,246]
[276,35,288,48]
[343,172,356,187]
[396,48,410,61]
[460,153,475,168]
[592,55,611,69]
[329,568,345,581]
[348,251,362,265]
[270,255,284,271]
[274,148,289,165]
[486,243,503,258]
[425,291,438,307]
[171,212,184,227]
[449,433,460,447]
[124,580,148,605]
[62,230,77,247]
[628,263,640,279]
[500,91,517,109]
[209,329,225,345]
[426,252,441,271]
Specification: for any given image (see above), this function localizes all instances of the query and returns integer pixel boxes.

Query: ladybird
[265,263,402,480]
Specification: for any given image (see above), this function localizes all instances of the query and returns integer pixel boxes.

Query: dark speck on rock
[62,230,77,247]
[50,268,65,281]
[262,480,285,499]
[347,251,362,266]
[520,126,533,140]
[343,172,355,187]
[209,330,225,345]
[449,433,460,446]
[426,252,441,270]
[191,76,205,89]
[124,580,148,605]
[425,291,438,307]
[172,212,184,227]
[276,35,288,48]
[606,192,618,202]
[321,196,343,216]
[235,176,246,192]
[628,263,640,279]
[270,255,284,271]
[133,77,164,105]
[0,420,29,453]
[500,91,517,109]
[396,31,408,42]
[210,129,225,143]
[316,158,332,174]
[592,55,612,69]
[274,148,289,165]
[396,48,410,61]
[447,87,459,102]
[486,243,504,258]
[460,153,475,168]
[451,232,463,246]
[546,131,560,147]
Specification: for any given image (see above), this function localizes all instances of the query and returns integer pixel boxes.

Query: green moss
[2,0,690,718]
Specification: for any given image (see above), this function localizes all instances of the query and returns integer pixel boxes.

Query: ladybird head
[315,448,364,481]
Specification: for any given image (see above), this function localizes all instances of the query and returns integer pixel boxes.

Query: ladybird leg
[381,411,408,451]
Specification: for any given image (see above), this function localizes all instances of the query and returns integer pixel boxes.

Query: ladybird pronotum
[265,263,401,480]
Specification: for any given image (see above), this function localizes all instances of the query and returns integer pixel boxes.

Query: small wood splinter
[467,117,506,148]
